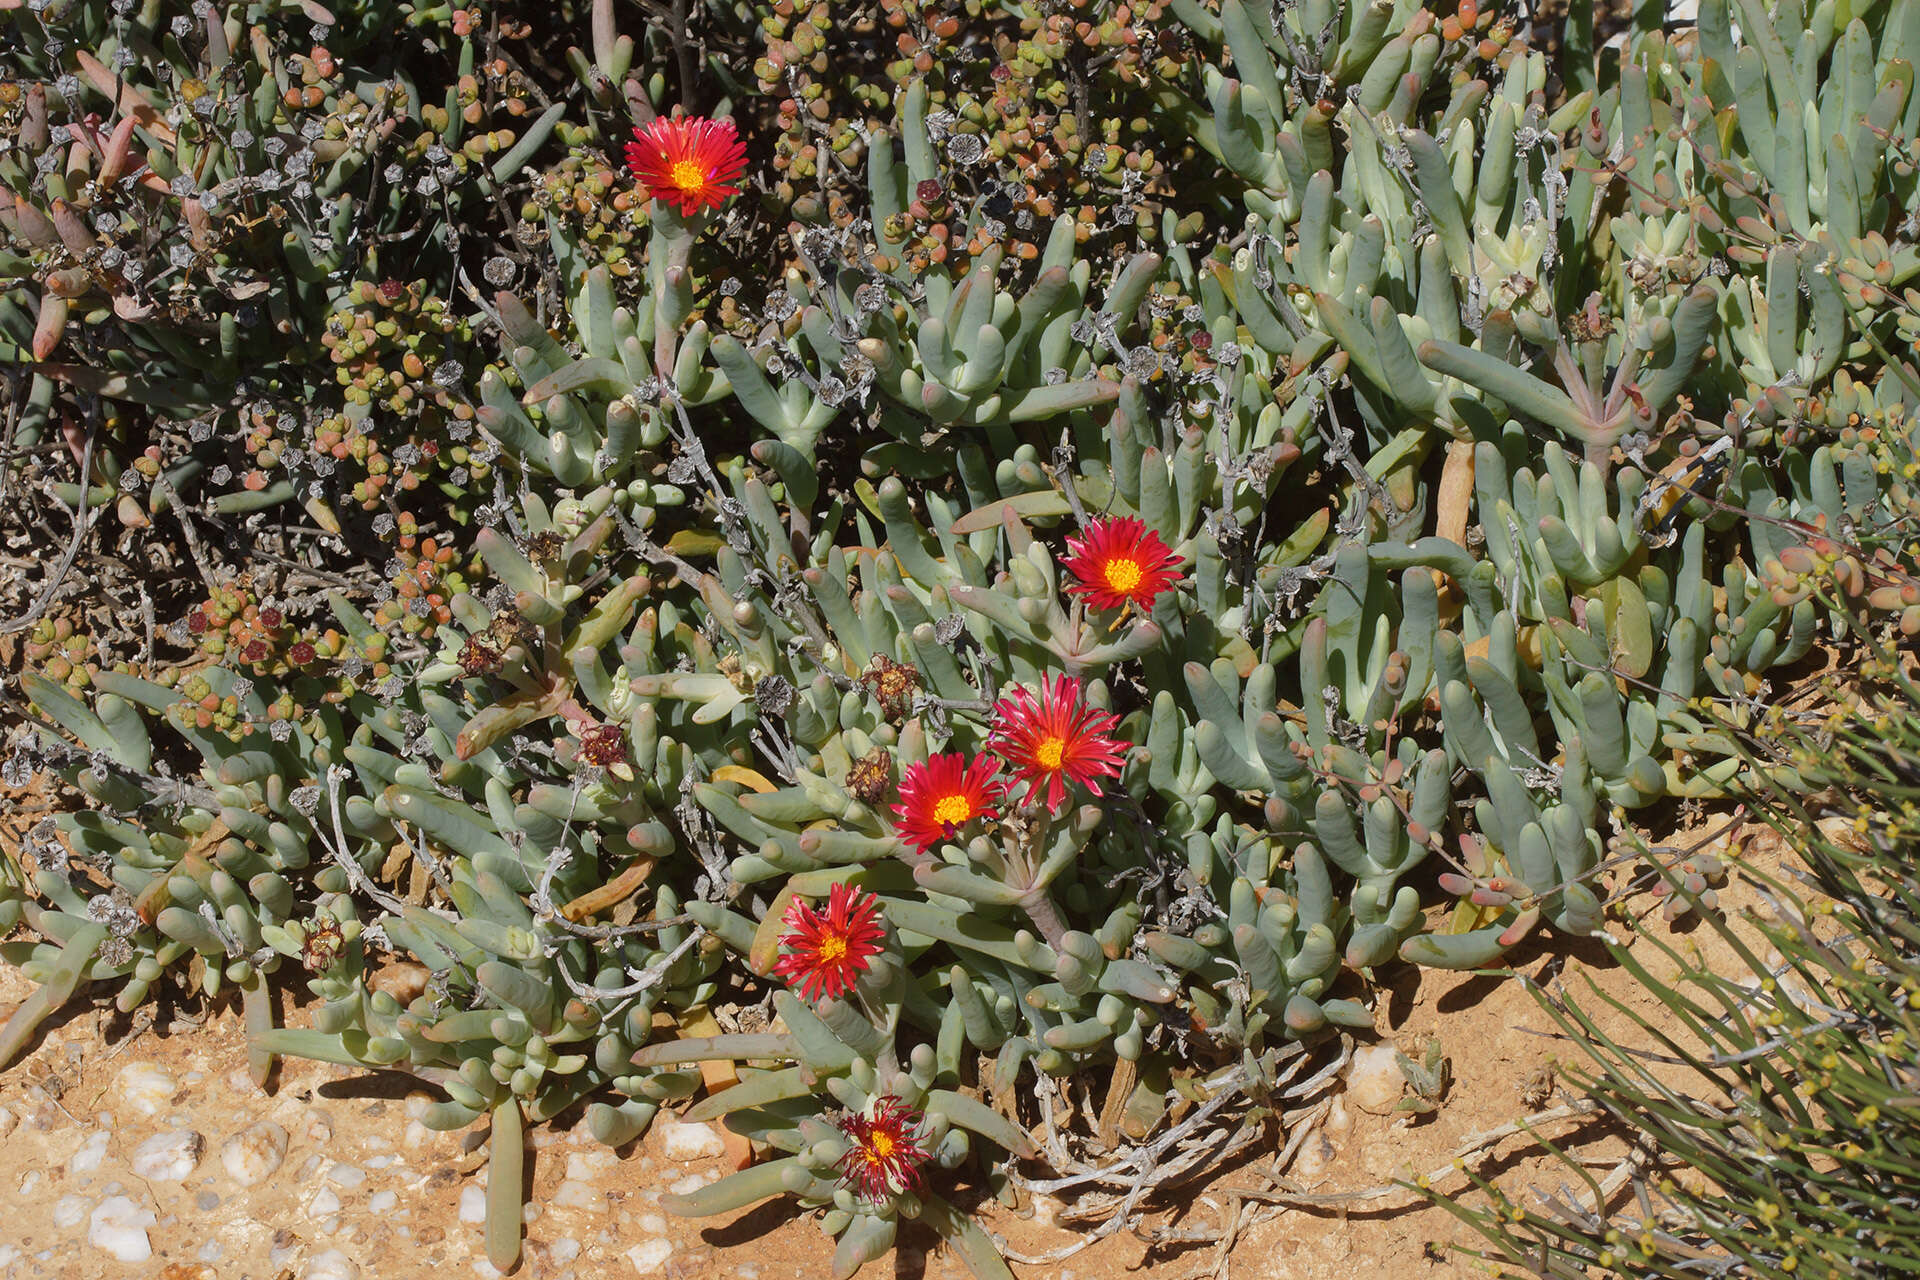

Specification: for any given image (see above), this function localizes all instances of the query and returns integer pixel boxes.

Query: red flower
[890,753,1004,855]
[836,1097,930,1201]
[1061,515,1183,613]
[986,673,1127,814]
[624,116,748,215]
[771,884,885,1003]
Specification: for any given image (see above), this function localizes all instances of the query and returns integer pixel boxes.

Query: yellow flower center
[818,934,847,963]
[1104,556,1144,594]
[932,793,973,826]
[669,159,708,189]
[1034,735,1067,770]
[870,1132,896,1158]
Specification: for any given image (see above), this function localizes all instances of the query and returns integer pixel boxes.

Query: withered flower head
[860,654,922,721]
[302,918,344,971]
[458,636,503,677]
[846,747,894,806]
[574,721,633,781]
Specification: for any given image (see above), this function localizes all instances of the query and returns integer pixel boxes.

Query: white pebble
[1343,1044,1408,1115]
[310,1189,342,1218]
[18,1170,41,1198]
[69,1130,111,1175]
[0,1104,17,1139]
[472,1262,505,1279]
[366,1154,398,1169]
[667,1173,713,1197]
[627,1239,675,1274]
[87,1195,156,1263]
[564,1150,617,1181]
[638,1212,668,1235]
[303,1111,336,1146]
[549,1238,582,1265]
[131,1129,205,1181]
[368,1190,398,1214]
[327,1162,367,1188]
[458,1184,488,1224]
[220,1121,290,1186]
[403,1120,433,1148]
[551,1180,607,1213]
[53,1194,90,1229]
[0,1246,20,1268]
[305,1248,360,1280]
[658,1117,727,1163]
[115,1063,177,1116]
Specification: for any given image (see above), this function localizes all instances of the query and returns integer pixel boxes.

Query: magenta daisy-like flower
[836,1096,930,1201]
[624,115,749,215]
[770,883,885,1003]
[890,753,1005,855]
[1061,515,1184,613]
[986,673,1128,814]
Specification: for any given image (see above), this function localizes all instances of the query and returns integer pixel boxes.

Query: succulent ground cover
[3,0,1919,1275]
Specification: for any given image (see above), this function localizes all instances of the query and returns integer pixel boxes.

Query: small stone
[458,1184,487,1224]
[327,1162,367,1188]
[18,1170,41,1197]
[627,1239,674,1275]
[1343,1044,1408,1115]
[639,1213,668,1235]
[367,960,431,1006]
[221,1121,290,1186]
[551,1180,606,1213]
[131,1129,205,1181]
[114,1062,176,1116]
[369,1191,397,1214]
[303,1111,336,1146]
[225,1068,265,1098]
[403,1120,433,1148]
[564,1150,617,1181]
[668,1173,712,1197]
[305,1248,360,1280]
[69,1130,111,1174]
[0,1104,17,1139]
[1290,1129,1339,1182]
[54,1194,90,1228]
[658,1117,727,1163]
[550,1238,582,1265]
[269,1228,301,1267]
[196,1190,220,1212]
[199,1241,224,1263]
[310,1188,342,1218]
[1029,1193,1067,1227]
[88,1195,157,1262]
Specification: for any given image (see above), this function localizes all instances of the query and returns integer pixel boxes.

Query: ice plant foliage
[624,116,749,215]
[836,1097,930,1201]
[771,884,885,1002]
[891,753,1005,855]
[987,673,1128,814]
[1061,516,1183,613]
